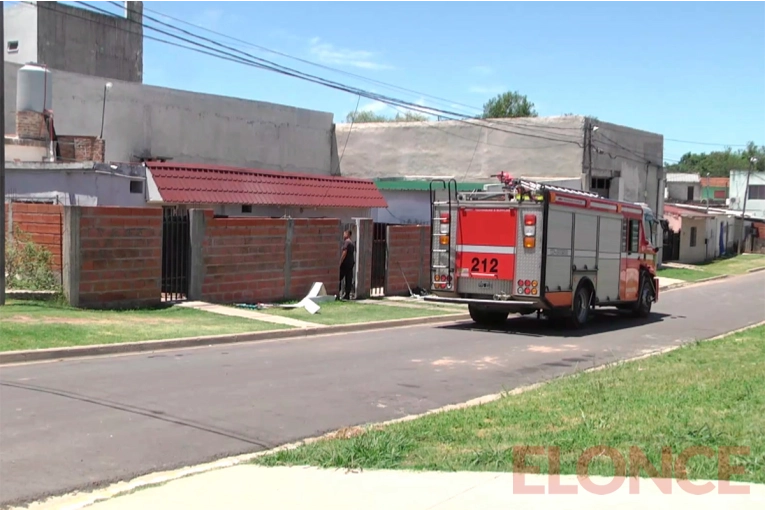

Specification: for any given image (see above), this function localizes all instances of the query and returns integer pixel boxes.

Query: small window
[129,180,143,194]
[690,226,697,247]
[241,205,252,213]
[7,40,19,53]
[627,219,640,253]
[748,185,765,200]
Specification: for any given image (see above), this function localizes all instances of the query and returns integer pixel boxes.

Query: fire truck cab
[425,174,661,328]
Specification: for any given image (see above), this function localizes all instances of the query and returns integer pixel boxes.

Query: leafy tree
[345,110,430,123]
[664,142,765,176]
[481,91,538,119]
[345,111,388,123]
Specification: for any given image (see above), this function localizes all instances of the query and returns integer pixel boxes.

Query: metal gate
[371,222,389,297]
[662,228,681,262]
[161,208,190,302]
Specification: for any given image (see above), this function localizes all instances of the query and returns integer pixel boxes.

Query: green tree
[345,110,430,123]
[481,91,538,119]
[664,142,765,176]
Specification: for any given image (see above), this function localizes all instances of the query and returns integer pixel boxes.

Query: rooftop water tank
[16,63,53,112]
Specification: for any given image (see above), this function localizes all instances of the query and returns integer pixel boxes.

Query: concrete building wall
[4,1,143,83]
[730,169,765,220]
[336,115,664,222]
[587,118,665,219]
[4,164,147,207]
[666,182,701,202]
[4,61,336,174]
[372,190,430,225]
[675,216,707,264]
[3,3,38,66]
[336,115,587,182]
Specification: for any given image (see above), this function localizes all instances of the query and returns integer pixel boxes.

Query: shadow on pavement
[438,310,674,339]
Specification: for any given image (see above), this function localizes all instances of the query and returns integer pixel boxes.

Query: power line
[664,138,750,148]
[23,2,747,171]
[67,1,583,147]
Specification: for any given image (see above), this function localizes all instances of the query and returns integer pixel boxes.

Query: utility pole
[738,157,757,255]
[705,171,710,214]
[1,5,6,306]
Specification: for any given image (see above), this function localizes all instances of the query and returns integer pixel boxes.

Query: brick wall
[57,136,106,162]
[16,111,48,140]
[385,225,430,296]
[76,206,162,308]
[289,219,341,297]
[201,215,288,303]
[199,214,341,303]
[4,203,64,275]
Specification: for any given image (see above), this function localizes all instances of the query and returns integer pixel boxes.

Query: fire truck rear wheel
[569,283,593,328]
[468,305,509,328]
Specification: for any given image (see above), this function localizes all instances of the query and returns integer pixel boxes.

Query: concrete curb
[17,320,765,510]
[0,313,471,366]
[747,266,765,273]
[660,272,732,292]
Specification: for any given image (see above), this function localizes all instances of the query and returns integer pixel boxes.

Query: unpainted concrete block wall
[73,206,162,308]
[195,213,344,304]
[4,203,64,275]
[385,225,430,296]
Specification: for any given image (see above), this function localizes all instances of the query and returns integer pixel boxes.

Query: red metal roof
[703,177,730,188]
[146,162,387,208]
[663,204,716,218]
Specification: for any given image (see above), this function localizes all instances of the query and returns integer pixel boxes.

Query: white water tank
[16,63,53,112]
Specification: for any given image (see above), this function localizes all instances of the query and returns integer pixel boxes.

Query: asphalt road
[1,274,764,507]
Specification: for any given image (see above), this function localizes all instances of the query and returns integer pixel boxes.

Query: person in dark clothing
[339,229,355,300]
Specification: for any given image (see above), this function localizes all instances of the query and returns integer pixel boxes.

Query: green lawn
[261,300,459,326]
[0,300,289,352]
[256,325,765,484]
[659,254,765,282]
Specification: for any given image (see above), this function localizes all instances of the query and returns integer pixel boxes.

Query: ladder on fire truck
[428,179,458,273]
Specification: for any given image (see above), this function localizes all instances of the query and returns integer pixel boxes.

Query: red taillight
[440,213,450,223]
[524,288,531,295]
[525,279,531,287]
[517,279,523,287]
[524,214,536,226]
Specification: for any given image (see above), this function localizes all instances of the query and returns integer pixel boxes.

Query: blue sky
[73,2,765,163]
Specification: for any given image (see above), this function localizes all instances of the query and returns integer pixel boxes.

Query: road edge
[4,270,761,366]
[0,313,471,366]
[15,320,765,510]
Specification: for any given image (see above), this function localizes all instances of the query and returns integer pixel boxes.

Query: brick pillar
[93,138,106,162]
[16,111,47,140]
[188,209,207,301]
[353,218,373,299]
[418,225,430,290]
[62,206,82,307]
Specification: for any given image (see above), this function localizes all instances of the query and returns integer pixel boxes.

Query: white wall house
[665,173,701,202]
[729,169,765,220]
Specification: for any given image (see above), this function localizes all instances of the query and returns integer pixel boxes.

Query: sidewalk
[84,465,764,510]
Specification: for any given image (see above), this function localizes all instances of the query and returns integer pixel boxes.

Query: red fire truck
[424,174,661,328]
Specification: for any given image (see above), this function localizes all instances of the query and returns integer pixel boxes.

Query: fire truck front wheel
[468,305,509,328]
[632,273,655,318]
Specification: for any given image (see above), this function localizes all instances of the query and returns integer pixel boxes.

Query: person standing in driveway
[339,229,355,300]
